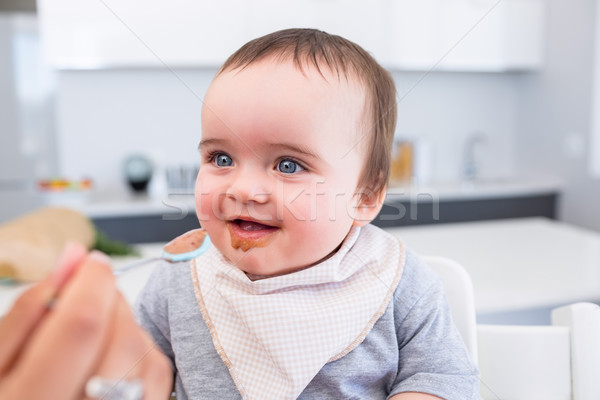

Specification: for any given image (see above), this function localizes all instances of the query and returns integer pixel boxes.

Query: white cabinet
[36,0,252,68]
[36,0,388,69]
[386,0,545,71]
[37,0,544,71]
[245,0,388,65]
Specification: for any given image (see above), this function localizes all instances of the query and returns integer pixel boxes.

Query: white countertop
[386,176,562,202]
[386,217,600,314]
[56,190,196,219]
[2,217,598,321]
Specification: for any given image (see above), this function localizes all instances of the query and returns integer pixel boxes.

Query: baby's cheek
[196,189,218,225]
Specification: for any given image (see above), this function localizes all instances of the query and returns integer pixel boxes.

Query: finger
[8,251,118,400]
[0,242,87,377]
[49,240,88,290]
[138,329,174,400]
[0,281,54,377]
[83,293,146,400]
[84,294,173,400]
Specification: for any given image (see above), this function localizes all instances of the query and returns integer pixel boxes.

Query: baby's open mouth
[233,219,278,232]
[227,219,279,251]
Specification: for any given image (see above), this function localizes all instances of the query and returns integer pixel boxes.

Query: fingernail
[51,241,86,287]
[89,250,113,266]
[54,241,80,270]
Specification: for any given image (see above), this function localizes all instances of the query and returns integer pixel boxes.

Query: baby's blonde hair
[218,28,397,198]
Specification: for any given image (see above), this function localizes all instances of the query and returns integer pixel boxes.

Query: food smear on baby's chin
[164,229,207,254]
[227,220,278,252]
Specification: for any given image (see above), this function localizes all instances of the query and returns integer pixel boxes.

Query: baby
[136,28,479,400]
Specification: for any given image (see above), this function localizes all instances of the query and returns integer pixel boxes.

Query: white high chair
[478,302,600,400]
[424,255,600,400]
[422,256,478,361]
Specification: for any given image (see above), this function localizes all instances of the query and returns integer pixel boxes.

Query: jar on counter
[390,140,413,184]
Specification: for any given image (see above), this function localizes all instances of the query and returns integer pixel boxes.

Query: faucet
[462,132,486,182]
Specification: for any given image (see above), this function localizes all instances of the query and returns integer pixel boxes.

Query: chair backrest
[552,302,600,399]
[422,255,478,362]
[478,302,600,400]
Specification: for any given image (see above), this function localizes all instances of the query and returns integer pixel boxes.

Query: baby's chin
[233,249,339,280]
[210,229,345,278]
[236,257,304,279]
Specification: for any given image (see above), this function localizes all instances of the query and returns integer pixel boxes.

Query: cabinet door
[37,0,389,69]
[387,0,545,71]
[438,0,545,71]
[246,0,388,64]
[37,0,251,68]
[37,0,543,71]
[387,0,441,70]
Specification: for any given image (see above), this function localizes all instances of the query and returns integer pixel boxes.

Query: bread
[0,207,95,281]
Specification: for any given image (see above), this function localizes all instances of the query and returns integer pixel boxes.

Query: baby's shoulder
[141,259,194,298]
[361,225,440,295]
[391,247,445,316]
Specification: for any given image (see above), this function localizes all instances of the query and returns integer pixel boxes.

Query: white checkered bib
[191,224,405,400]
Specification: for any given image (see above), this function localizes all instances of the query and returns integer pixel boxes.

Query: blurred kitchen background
[1,0,600,241]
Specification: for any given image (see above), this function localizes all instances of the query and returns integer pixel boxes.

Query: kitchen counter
[377,177,561,228]
[386,176,561,202]
[48,177,562,243]
[386,217,600,323]
[0,176,563,243]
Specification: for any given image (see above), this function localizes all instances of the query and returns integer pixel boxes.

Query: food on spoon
[163,229,208,255]
[0,207,96,282]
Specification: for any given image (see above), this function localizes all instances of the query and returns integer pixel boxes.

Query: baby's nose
[225,171,271,204]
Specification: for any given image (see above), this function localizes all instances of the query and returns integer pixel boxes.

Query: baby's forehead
[205,58,372,155]
[218,57,369,116]
[222,62,367,120]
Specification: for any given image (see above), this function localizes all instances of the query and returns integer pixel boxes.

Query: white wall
[516,0,600,232]
[55,67,521,192]
[392,70,519,182]
[55,69,215,193]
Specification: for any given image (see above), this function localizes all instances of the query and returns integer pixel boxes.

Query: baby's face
[196,59,370,277]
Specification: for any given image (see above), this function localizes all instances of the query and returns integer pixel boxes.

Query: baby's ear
[352,187,386,227]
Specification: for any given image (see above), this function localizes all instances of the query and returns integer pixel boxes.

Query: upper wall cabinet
[36,0,388,69]
[36,0,253,68]
[385,0,546,71]
[244,0,389,66]
[37,0,544,71]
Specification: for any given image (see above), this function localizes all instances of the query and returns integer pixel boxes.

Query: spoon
[113,229,211,275]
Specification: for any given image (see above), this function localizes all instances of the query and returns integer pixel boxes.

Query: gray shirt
[136,246,479,399]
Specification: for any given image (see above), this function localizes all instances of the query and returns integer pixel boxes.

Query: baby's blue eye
[214,153,233,167]
[277,159,303,174]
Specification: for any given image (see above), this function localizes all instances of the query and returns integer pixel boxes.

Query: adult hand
[0,242,173,400]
